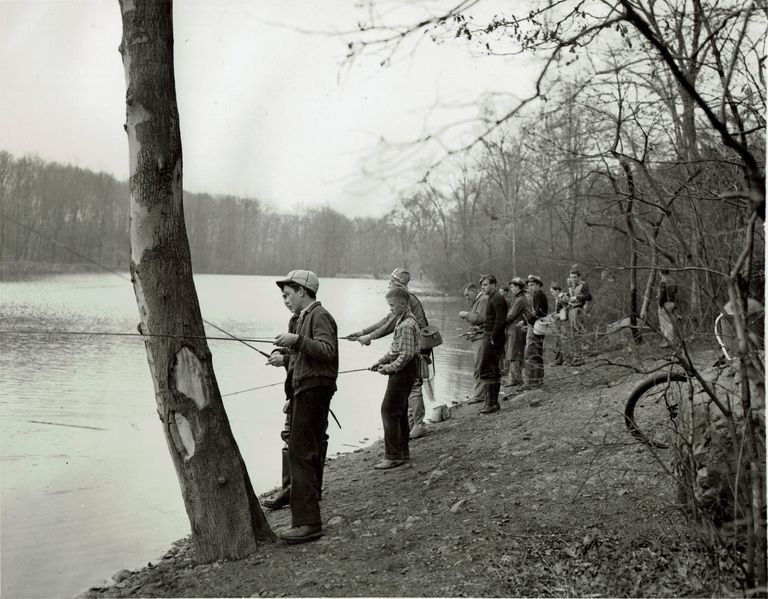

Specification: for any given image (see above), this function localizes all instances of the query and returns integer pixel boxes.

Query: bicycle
[623,370,693,448]
[623,309,740,449]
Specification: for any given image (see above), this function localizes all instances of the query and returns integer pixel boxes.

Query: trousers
[470,337,485,400]
[280,399,328,496]
[381,357,418,460]
[479,335,503,383]
[287,386,333,527]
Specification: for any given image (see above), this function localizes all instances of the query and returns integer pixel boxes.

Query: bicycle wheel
[624,372,692,448]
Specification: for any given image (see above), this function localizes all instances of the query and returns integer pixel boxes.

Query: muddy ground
[82,346,744,597]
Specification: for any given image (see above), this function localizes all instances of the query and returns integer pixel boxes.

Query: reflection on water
[0,273,475,598]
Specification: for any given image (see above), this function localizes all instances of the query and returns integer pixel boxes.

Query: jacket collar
[299,300,320,317]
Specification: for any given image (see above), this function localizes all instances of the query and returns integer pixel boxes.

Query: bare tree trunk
[620,160,642,344]
[118,0,273,561]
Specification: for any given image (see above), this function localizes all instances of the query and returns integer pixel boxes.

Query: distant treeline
[0,151,410,279]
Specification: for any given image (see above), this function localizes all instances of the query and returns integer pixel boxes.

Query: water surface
[0,273,474,598]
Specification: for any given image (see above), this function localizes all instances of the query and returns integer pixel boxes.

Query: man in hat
[345,268,436,439]
[523,275,548,389]
[459,281,488,404]
[268,270,339,544]
[503,277,529,392]
[478,274,507,414]
[566,268,592,366]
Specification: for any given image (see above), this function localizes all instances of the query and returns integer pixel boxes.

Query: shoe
[479,383,501,414]
[374,459,407,470]
[570,359,585,367]
[277,525,323,544]
[409,424,426,439]
[261,488,290,509]
[466,396,484,404]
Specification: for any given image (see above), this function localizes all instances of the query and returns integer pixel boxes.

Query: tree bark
[118,0,273,561]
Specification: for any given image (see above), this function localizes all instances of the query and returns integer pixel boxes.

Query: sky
[0,0,539,217]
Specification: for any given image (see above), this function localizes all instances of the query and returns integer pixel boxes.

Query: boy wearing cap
[270,270,339,544]
[523,275,548,389]
[263,323,330,511]
[369,285,421,469]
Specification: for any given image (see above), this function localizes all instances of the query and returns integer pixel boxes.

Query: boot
[479,383,500,414]
[262,487,290,509]
[553,351,563,366]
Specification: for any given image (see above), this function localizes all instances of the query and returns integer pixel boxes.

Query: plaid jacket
[377,311,420,374]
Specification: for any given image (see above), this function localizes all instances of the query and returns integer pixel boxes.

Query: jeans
[381,357,418,460]
[287,386,333,527]
[479,335,503,383]
[280,399,328,496]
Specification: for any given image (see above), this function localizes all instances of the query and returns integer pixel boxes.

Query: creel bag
[419,324,443,350]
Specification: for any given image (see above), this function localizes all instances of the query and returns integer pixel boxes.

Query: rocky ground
[82,347,745,598]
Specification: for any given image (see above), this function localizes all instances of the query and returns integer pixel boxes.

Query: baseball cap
[275,269,319,293]
[390,267,411,285]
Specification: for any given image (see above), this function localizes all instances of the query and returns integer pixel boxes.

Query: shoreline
[80,349,742,598]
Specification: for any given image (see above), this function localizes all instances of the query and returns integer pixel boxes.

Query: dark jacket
[506,289,530,329]
[484,289,507,346]
[526,289,548,324]
[279,301,339,396]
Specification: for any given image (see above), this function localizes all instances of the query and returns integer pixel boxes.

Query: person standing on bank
[369,285,421,469]
[345,268,435,440]
[263,303,329,511]
[503,277,529,391]
[523,275,548,389]
[459,281,488,404]
[478,274,507,414]
[269,270,338,544]
[657,268,679,347]
[549,282,570,366]
[566,268,593,366]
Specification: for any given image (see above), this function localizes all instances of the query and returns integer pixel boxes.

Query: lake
[0,273,475,598]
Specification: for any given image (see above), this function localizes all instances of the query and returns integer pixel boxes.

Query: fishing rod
[0,329,277,357]
[0,329,277,344]
[0,212,273,357]
[222,367,371,397]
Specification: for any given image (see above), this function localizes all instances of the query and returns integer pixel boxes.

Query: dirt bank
[81,350,743,597]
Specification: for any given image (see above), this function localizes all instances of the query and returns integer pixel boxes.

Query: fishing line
[0,212,273,357]
[222,367,371,397]
[0,329,277,344]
